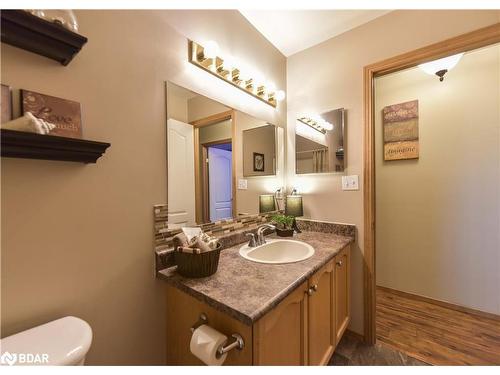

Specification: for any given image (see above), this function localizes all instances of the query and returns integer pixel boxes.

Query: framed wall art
[383,99,419,161]
[253,152,264,172]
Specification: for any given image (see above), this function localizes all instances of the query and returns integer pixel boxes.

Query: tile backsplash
[153,204,275,252]
[153,204,356,273]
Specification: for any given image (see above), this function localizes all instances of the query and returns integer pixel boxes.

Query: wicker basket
[174,243,222,278]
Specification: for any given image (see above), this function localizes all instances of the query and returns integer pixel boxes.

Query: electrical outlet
[238,179,248,190]
[342,175,359,191]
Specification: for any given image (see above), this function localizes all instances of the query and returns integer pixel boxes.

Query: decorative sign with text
[21,90,82,138]
[383,99,419,161]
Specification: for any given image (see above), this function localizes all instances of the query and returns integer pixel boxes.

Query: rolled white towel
[177,246,201,254]
[199,232,219,250]
[182,227,202,242]
[1,112,56,134]
[207,239,219,250]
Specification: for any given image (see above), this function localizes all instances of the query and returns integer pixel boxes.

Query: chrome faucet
[246,233,257,247]
[256,224,276,246]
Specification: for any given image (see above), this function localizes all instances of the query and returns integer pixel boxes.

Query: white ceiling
[239,10,392,56]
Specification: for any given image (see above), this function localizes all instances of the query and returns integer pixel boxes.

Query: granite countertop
[158,230,353,326]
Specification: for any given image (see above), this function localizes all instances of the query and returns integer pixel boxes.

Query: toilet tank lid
[1,316,92,366]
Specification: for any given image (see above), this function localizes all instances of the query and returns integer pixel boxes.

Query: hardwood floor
[376,286,500,365]
[329,331,427,366]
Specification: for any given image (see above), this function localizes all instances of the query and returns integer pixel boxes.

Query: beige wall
[287,10,500,334]
[375,44,500,314]
[0,10,286,364]
[198,120,232,144]
[187,94,229,123]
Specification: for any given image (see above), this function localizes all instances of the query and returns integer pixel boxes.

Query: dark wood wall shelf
[1,10,88,66]
[1,130,110,164]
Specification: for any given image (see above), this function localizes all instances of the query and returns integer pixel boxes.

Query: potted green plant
[271,214,295,237]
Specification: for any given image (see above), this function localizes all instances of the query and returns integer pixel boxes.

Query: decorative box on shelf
[0,10,88,66]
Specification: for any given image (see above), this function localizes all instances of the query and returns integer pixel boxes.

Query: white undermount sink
[239,239,315,264]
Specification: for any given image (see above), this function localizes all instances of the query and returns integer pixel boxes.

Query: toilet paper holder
[190,313,245,358]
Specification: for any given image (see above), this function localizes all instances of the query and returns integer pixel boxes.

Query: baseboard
[375,337,434,366]
[345,329,364,342]
[377,285,500,322]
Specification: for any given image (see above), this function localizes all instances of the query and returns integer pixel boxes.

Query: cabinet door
[335,245,351,345]
[308,260,335,365]
[253,281,308,365]
[165,285,253,365]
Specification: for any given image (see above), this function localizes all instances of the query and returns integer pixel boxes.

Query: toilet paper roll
[190,325,228,365]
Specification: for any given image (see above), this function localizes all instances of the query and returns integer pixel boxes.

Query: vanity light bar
[297,116,333,134]
[188,40,284,108]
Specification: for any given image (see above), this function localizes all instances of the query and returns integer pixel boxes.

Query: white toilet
[0,316,92,366]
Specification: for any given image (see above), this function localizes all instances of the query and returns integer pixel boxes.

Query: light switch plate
[342,175,359,191]
[238,179,248,190]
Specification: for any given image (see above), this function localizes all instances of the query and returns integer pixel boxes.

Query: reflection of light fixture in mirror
[188,40,285,108]
[297,115,333,134]
[259,194,276,214]
[285,191,303,233]
[418,53,464,81]
[275,90,286,102]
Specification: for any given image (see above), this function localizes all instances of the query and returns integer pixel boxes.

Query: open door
[167,119,195,227]
[208,146,232,221]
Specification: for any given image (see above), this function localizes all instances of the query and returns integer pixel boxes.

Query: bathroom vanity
[159,229,353,365]
[159,80,354,365]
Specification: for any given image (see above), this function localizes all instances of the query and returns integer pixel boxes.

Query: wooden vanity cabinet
[307,260,336,365]
[334,245,351,345]
[253,281,309,365]
[253,244,351,366]
[166,285,253,365]
[165,244,351,366]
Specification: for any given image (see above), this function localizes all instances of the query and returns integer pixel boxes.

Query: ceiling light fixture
[188,40,285,107]
[297,115,333,133]
[418,53,464,82]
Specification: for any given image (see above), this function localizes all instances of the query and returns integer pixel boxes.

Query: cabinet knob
[306,285,318,296]
[336,260,343,266]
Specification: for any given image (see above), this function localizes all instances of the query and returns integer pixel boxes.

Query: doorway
[363,23,500,361]
[201,140,233,222]
[192,110,236,223]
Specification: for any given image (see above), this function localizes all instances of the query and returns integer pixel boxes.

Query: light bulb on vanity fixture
[418,53,464,81]
[275,90,286,102]
[188,39,285,108]
[298,115,333,134]
[203,40,220,59]
[223,55,238,73]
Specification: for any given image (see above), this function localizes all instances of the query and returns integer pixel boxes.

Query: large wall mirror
[295,108,346,174]
[166,82,284,227]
